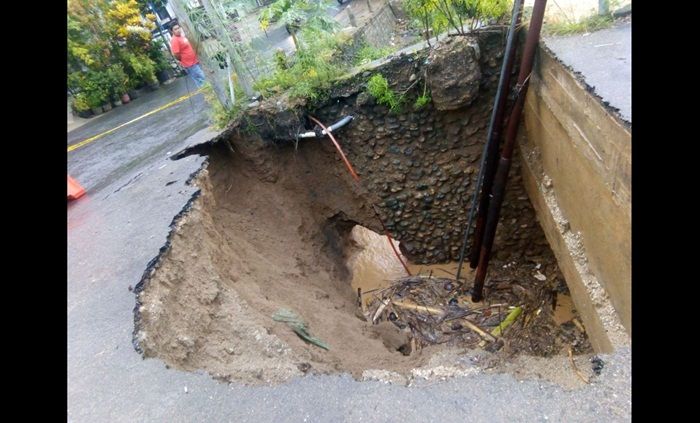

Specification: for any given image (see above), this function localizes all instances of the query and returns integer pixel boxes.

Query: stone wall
[355,2,398,49]
[236,30,552,266]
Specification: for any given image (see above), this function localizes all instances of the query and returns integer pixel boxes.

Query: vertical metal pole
[148,2,177,64]
[226,54,236,105]
[455,0,525,283]
[471,0,548,302]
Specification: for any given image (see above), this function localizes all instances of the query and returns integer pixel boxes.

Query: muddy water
[553,293,576,325]
[347,226,474,306]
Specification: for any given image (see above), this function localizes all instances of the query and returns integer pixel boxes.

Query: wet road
[543,20,632,123]
[68,78,208,195]
[68,76,211,421]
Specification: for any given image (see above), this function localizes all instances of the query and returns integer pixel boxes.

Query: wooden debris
[460,319,496,342]
[478,306,523,347]
[372,298,391,323]
[392,300,445,316]
[360,269,585,357]
[568,347,590,384]
[572,318,586,333]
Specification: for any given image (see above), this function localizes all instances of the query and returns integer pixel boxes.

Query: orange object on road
[68,175,86,200]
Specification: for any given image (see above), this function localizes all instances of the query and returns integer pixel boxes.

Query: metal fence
[169,0,277,108]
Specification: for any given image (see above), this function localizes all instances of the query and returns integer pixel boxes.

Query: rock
[543,175,553,188]
[427,37,482,110]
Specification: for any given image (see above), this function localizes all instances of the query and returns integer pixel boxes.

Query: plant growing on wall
[185,3,217,39]
[367,73,402,112]
[414,79,431,110]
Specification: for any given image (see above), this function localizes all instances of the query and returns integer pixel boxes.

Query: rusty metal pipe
[371,205,412,276]
[308,115,360,182]
[469,0,526,270]
[471,157,511,301]
[308,115,411,276]
[471,0,548,302]
[455,0,526,282]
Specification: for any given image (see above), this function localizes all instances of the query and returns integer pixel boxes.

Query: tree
[67,0,113,69]
[107,0,157,50]
[403,0,510,43]
[68,0,161,100]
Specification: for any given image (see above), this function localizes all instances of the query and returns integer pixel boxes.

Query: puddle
[553,293,576,325]
[348,225,471,307]
[347,226,590,356]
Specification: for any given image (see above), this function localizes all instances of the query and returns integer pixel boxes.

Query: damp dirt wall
[519,44,631,353]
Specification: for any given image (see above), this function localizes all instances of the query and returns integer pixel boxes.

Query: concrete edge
[539,41,631,128]
[517,135,630,353]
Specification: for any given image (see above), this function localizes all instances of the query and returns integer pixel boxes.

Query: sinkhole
[133,124,594,387]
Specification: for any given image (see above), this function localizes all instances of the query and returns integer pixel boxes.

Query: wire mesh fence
[169,0,282,108]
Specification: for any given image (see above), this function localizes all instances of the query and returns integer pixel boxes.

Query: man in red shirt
[170,24,206,88]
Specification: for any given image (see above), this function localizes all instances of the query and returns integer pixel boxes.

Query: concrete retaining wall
[520,44,631,352]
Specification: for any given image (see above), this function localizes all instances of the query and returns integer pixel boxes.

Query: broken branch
[568,347,590,384]
[478,306,523,347]
[460,318,497,342]
[392,300,444,316]
[372,298,391,323]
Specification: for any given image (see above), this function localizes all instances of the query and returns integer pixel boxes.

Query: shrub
[367,74,402,112]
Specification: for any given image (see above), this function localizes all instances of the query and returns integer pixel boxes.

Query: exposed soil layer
[134,144,592,386]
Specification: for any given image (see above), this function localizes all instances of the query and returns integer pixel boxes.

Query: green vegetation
[258,0,337,49]
[403,0,511,45]
[414,93,431,110]
[544,13,614,36]
[68,0,172,112]
[72,93,91,113]
[254,29,352,102]
[413,77,431,110]
[353,43,395,66]
[201,81,249,130]
[367,72,433,113]
[367,74,403,112]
